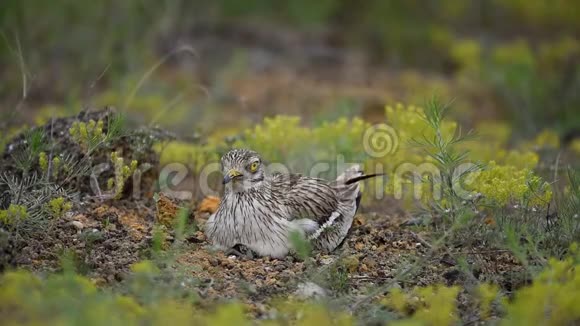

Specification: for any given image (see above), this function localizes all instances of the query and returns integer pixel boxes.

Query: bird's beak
[223,169,243,184]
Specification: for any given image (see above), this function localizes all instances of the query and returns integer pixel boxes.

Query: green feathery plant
[410,97,481,222]
[11,129,46,175]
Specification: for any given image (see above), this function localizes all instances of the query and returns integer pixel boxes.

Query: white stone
[294,282,327,299]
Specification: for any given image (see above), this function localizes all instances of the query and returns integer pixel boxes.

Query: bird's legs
[225,244,257,259]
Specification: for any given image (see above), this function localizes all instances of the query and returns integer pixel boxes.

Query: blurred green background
[1,0,579,138]
[1,4,580,324]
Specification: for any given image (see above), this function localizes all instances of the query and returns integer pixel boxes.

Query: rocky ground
[4,182,522,320]
[177,209,523,316]
[0,104,527,323]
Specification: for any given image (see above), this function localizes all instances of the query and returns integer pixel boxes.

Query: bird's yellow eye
[249,161,260,172]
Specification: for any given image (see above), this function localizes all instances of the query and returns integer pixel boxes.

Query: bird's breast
[211,193,292,256]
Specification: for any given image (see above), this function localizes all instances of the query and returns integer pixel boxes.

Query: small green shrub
[46,197,73,219]
[0,204,28,225]
[69,119,105,153]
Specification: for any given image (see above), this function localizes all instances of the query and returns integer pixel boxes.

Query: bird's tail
[335,164,384,185]
[334,164,363,184]
[315,165,383,252]
[333,165,384,209]
[345,173,385,185]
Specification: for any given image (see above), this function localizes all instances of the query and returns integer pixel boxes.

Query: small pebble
[70,221,84,230]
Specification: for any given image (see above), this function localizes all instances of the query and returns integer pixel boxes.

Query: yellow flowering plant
[107,151,138,199]
[467,161,552,207]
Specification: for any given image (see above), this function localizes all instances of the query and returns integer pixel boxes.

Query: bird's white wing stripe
[308,211,341,240]
[291,218,320,234]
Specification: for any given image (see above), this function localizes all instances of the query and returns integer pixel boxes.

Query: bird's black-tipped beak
[223,169,243,184]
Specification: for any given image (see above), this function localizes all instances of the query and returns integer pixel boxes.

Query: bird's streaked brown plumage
[205,149,377,257]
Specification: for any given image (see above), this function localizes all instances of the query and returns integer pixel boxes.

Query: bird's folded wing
[270,173,339,224]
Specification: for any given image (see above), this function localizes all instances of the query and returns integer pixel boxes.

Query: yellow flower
[468,161,551,206]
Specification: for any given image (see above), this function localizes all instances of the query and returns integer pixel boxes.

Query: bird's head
[220,149,265,192]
